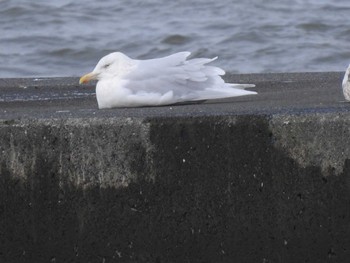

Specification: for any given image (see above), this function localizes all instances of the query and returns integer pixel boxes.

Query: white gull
[79,52,257,109]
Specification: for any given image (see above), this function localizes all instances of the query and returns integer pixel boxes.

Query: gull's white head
[79,52,133,84]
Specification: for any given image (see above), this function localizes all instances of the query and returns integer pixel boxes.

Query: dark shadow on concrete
[1,115,350,262]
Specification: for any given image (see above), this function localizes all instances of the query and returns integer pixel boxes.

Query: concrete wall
[1,73,350,262]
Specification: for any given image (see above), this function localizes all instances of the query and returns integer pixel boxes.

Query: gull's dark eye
[104,63,111,69]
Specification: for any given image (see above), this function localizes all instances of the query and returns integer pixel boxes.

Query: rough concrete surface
[0,72,350,262]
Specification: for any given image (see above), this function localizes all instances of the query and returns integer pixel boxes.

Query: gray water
[1,0,350,78]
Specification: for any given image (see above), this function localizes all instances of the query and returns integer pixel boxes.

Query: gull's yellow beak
[79,72,97,84]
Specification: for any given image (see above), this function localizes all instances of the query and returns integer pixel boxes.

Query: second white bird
[342,64,350,101]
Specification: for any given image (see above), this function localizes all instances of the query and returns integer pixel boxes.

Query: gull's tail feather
[229,83,256,89]
[181,85,257,102]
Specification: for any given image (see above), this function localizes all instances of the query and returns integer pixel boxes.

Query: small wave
[296,22,333,32]
[0,6,27,15]
[161,34,191,45]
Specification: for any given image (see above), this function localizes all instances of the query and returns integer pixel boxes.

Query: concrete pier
[1,72,350,262]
